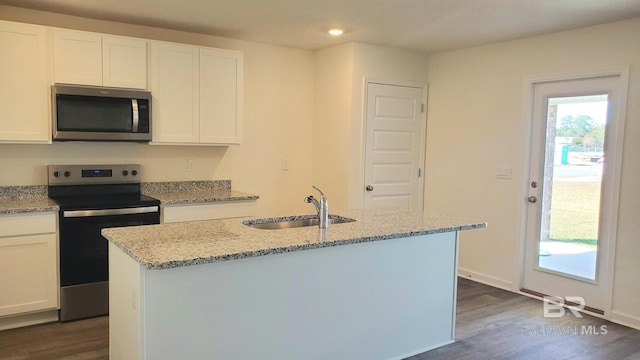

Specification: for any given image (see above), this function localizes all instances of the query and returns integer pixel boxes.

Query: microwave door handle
[132,99,139,132]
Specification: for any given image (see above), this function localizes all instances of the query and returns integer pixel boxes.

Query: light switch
[282,159,289,171]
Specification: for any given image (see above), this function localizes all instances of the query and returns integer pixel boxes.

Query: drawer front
[0,212,57,237]
[162,201,256,223]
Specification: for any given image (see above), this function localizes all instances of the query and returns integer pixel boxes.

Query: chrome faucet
[304,185,329,229]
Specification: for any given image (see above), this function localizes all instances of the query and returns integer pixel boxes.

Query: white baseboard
[458,267,513,291]
[610,310,640,331]
[0,310,58,331]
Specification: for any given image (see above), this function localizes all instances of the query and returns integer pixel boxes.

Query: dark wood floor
[1,278,639,359]
[0,315,108,359]
[412,279,640,360]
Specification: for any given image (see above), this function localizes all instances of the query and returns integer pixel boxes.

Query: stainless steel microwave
[52,84,151,142]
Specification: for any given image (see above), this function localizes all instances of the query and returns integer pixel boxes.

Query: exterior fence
[567,146,604,153]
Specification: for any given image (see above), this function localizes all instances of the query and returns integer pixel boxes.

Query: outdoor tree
[582,125,605,147]
[556,115,604,147]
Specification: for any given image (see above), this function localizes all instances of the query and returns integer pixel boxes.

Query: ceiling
[5,0,640,53]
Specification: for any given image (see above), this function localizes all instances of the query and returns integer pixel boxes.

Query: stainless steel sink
[243,215,355,230]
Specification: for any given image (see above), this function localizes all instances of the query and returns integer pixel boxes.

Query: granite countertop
[0,180,258,214]
[102,208,487,270]
[0,186,59,215]
[141,180,259,205]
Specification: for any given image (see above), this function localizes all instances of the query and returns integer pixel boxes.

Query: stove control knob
[53,171,60,178]
[64,171,71,177]
[131,170,138,176]
[122,170,129,176]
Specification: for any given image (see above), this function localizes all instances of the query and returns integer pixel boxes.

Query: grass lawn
[548,180,601,247]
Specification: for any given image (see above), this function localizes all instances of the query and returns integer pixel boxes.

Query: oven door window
[59,212,159,287]
[56,95,133,132]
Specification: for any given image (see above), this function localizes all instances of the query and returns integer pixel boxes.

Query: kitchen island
[102,209,486,360]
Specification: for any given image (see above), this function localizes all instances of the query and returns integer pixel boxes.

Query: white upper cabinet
[53,29,147,89]
[200,48,243,144]
[150,42,200,143]
[151,41,243,145]
[102,36,148,89]
[53,29,102,86]
[0,21,51,143]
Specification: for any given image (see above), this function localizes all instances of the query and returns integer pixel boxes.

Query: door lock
[527,196,538,203]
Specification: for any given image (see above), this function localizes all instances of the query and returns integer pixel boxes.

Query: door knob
[527,196,537,203]
[365,185,374,192]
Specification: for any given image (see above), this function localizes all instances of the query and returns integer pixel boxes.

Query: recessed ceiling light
[328,29,344,36]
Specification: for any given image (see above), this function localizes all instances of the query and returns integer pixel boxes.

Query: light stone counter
[0,186,58,214]
[102,208,486,270]
[141,180,259,205]
[0,181,258,215]
[107,208,487,359]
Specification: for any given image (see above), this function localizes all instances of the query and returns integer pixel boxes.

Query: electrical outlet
[188,159,195,172]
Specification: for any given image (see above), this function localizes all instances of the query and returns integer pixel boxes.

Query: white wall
[348,43,429,209]
[313,42,429,210]
[0,6,315,216]
[425,19,640,327]
[312,43,354,209]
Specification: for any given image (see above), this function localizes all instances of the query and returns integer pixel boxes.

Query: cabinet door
[199,48,243,144]
[53,29,102,86]
[0,213,58,317]
[150,42,200,144]
[0,234,58,316]
[103,36,147,89]
[0,21,50,143]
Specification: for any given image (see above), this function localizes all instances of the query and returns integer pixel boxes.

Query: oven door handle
[63,206,159,218]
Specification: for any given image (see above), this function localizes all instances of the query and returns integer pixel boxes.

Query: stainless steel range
[48,164,160,322]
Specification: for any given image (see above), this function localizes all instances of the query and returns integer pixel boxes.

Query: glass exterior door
[522,74,626,313]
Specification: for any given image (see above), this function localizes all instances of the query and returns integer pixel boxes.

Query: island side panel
[109,242,145,360]
[140,232,458,360]
[450,231,460,341]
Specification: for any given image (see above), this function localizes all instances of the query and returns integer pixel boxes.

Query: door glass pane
[538,95,608,280]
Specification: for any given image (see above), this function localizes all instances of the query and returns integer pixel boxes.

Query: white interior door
[364,82,426,210]
[522,74,627,313]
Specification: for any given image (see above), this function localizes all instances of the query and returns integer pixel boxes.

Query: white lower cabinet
[162,201,256,223]
[0,213,58,318]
